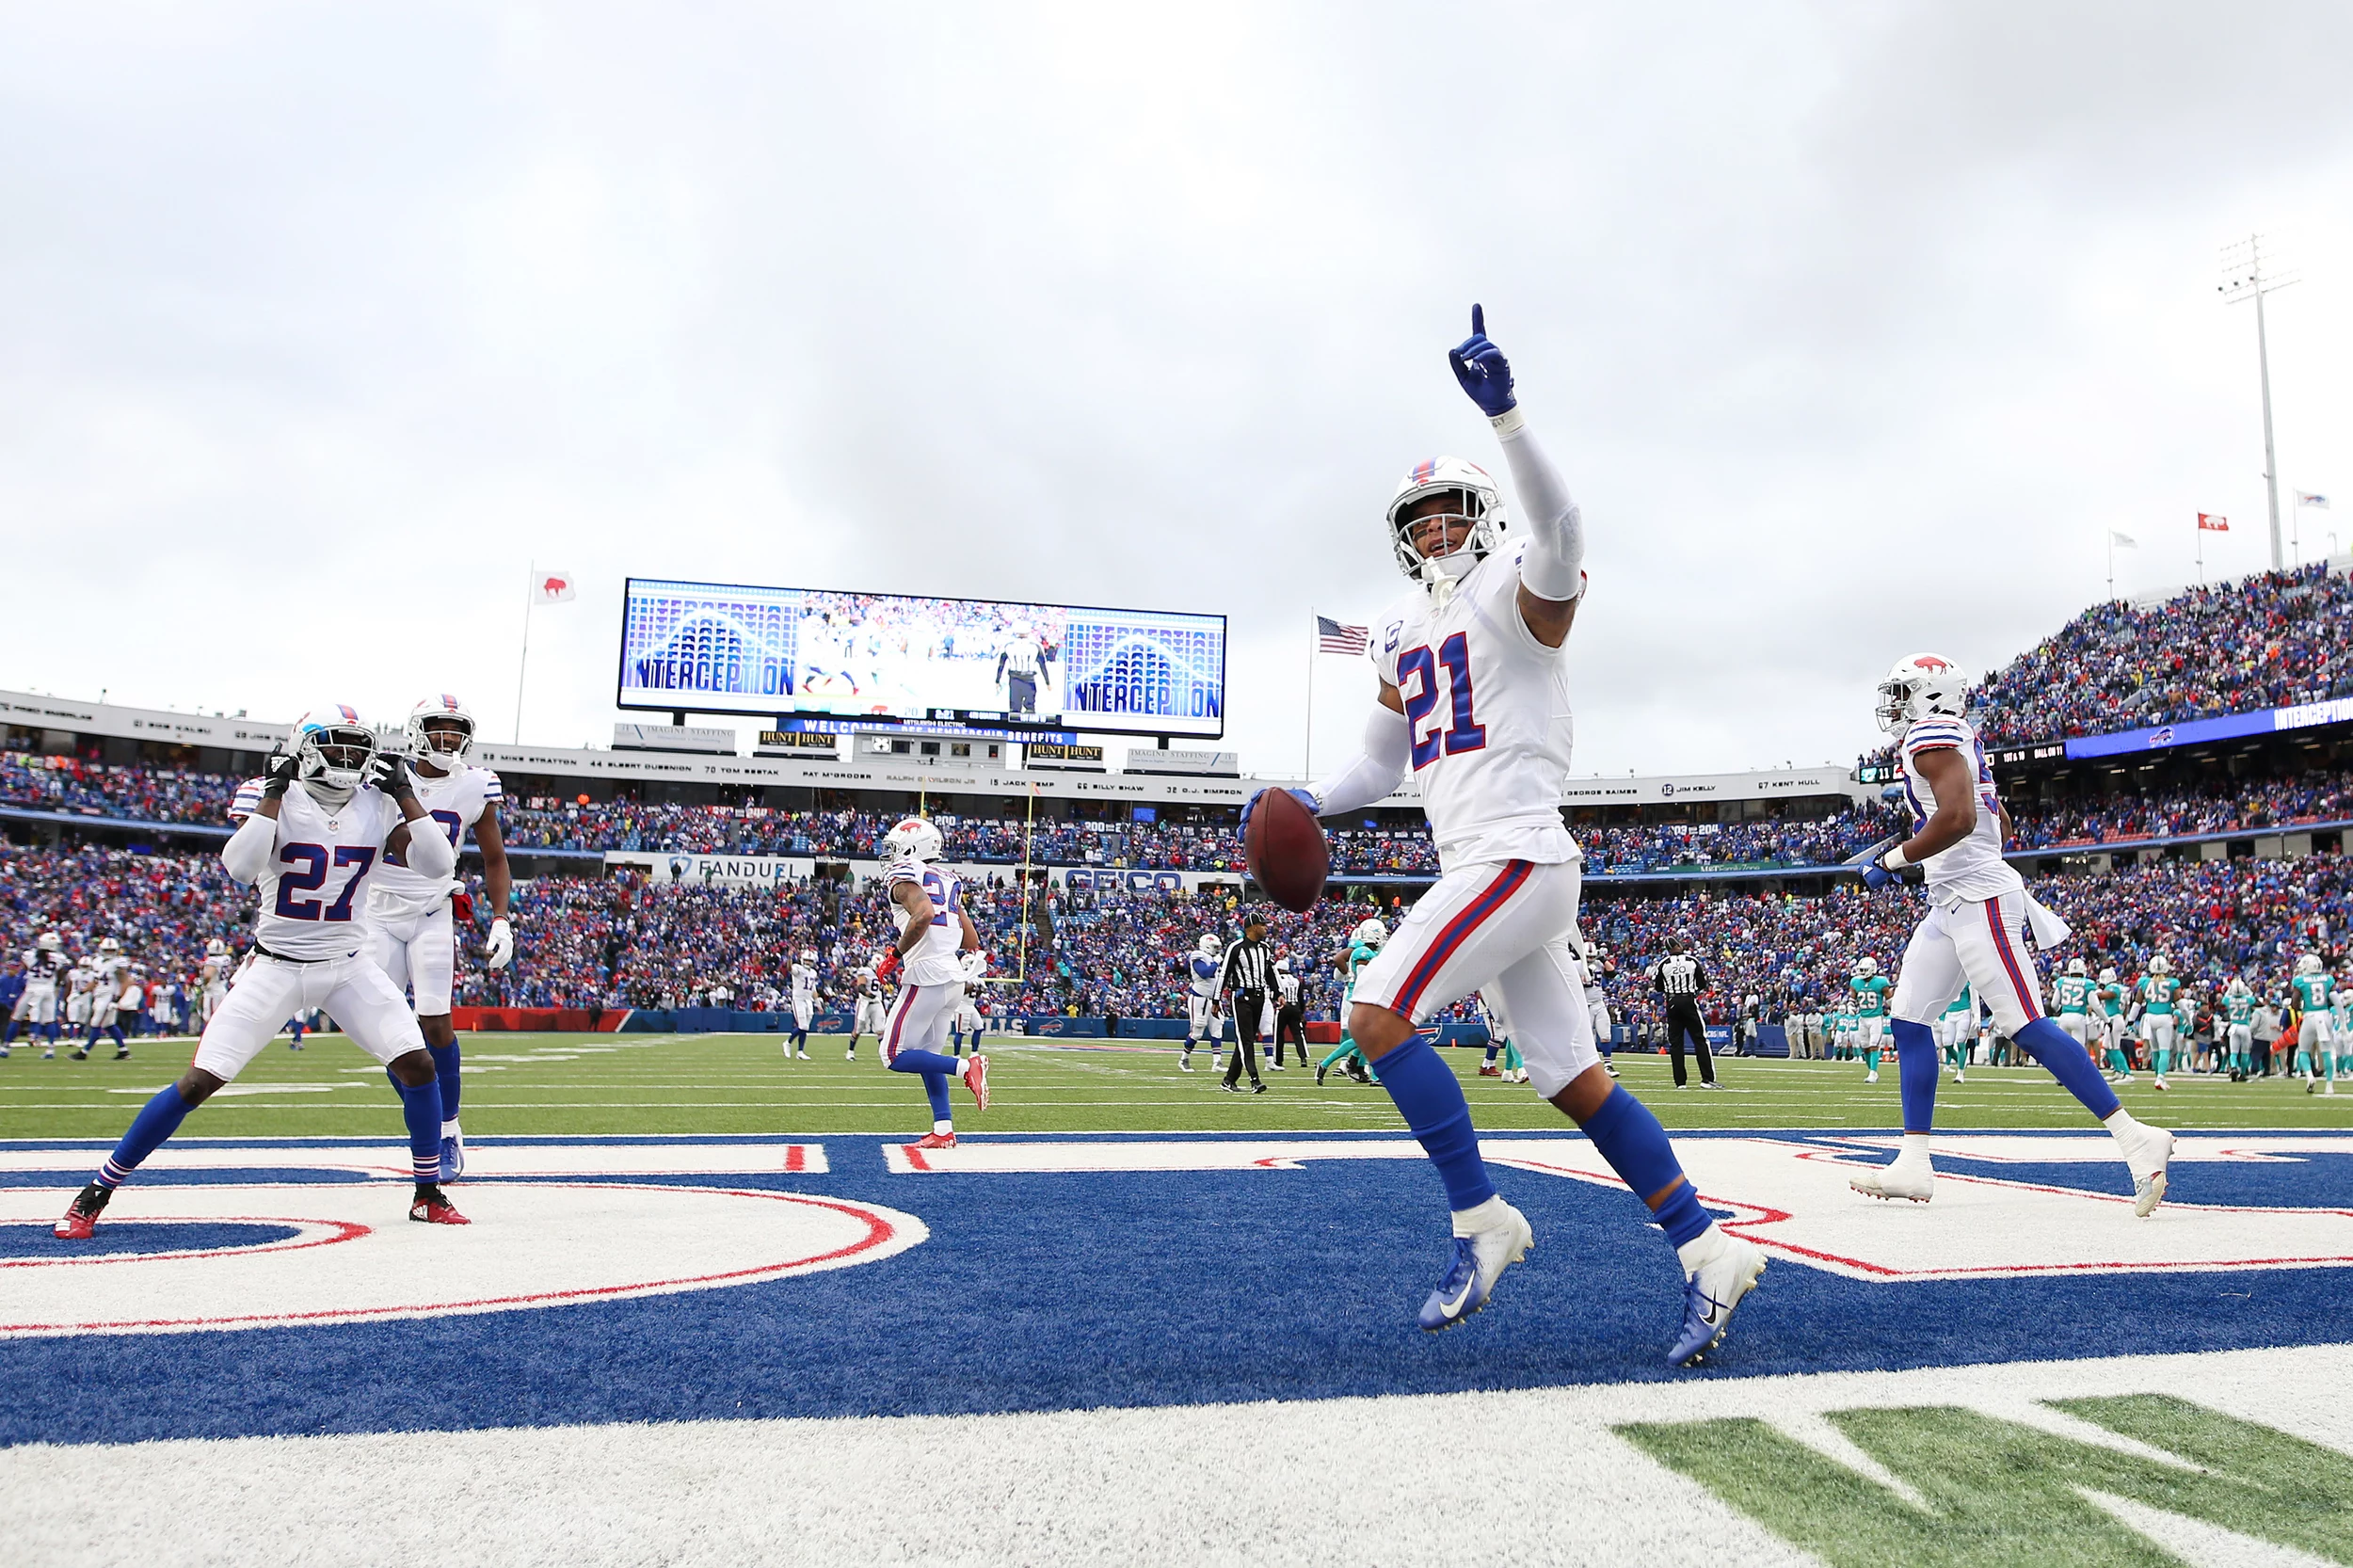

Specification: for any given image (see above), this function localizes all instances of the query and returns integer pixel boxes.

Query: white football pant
[1889,890,2048,1037]
[367,902,457,1016]
[193,952,426,1080]
[882,981,963,1064]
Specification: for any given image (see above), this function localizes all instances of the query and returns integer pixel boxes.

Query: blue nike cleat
[1417,1199,1533,1332]
[1670,1237,1766,1367]
[438,1132,466,1184]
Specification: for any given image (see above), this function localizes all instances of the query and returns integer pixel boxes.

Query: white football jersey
[369,763,502,919]
[1896,715,2022,904]
[23,949,69,987]
[241,786,405,961]
[790,962,818,999]
[1187,952,1221,999]
[1369,538,1579,872]
[886,858,967,987]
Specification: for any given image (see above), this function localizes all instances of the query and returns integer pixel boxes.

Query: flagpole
[2105,529,2114,602]
[512,564,536,744]
[1303,611,1318,784]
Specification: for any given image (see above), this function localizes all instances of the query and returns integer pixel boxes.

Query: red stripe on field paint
[1391,860,1532,1016]
[1984,900,2044,1022]
[783,1145,806,1173]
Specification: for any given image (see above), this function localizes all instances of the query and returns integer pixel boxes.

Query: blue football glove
[1241,787,1321,837]
[1447,303,1517,418]
[1861,858,1894,891]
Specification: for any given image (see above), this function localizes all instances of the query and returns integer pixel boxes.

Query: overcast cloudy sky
[4,3,2350,780]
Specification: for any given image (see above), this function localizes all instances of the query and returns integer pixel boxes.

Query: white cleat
[2153,1075,2169,1092]
[1417,1197,1534,1332]
[1953,1069,1965,1082]
[1865,1069,1880,1084]
[1849,1159,1935,1204]
[1672,1235,1768,1367]
[2116,1120,2175,1217]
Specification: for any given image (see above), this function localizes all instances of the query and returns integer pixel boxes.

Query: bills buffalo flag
[2298,492,2330,510]
[1316,616,1369,656]
[2198,513,2230,532]
[537,568,579,603]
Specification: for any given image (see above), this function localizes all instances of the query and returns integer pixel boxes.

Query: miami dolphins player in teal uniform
[2137,955,2181,1091]
[1939,985,1975,1080]
[2221,976,2258,1080]
[1315,917,1386,1087]
[2332,964,2353,1087]
[2052,957,2096,1069]
[1850,956,1890,1083]
[2290,952,2336,1095]
[2096,967,2133,1080]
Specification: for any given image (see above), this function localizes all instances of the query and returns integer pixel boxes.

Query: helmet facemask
[296,721,377,795]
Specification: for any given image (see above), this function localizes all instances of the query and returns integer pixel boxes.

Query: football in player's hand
[1244,787,1329,913]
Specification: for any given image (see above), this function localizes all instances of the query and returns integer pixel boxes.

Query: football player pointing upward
[1851,657,2173,1212]
[367,695,513,1181]
[1246,307,1764,1365]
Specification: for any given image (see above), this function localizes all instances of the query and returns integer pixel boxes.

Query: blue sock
[396,1077,444,1185]
[429,1043,462,1120]
[1579,1084,1708,1245]
[2014,1017,2122,1121]
[1892,1018,1941,1133]
[890,1048,961,1122]
[99,1084,194,1188]
[1370,1035,1495,1211]
[1,1021,17,1046]
[107,1024,126,1049]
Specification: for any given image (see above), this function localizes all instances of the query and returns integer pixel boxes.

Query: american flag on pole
[2198,513,2230,533]
[1316,616,1369,656]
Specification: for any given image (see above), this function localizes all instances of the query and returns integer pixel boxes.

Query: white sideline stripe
[2,1345,2345,1568]
[0,1144,828,1177]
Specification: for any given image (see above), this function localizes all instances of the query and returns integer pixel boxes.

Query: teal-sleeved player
[2332,964,2353,1085]
[2290,953,2336,1095]
[1939,985,1975,1080]
[1316,917,1386,1087]
[1850,956,1891,1083]
[2221,976,2258,1080]
[2052,957,2096,1056]
[2096,966,2133,1080]
[2137,955,2181,1091]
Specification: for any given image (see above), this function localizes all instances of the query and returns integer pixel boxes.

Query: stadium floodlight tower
[2217,234,2298,572]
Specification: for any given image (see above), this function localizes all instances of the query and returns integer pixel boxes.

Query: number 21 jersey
[1370,536,1577,872]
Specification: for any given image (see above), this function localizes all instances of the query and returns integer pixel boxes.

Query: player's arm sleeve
[1306,701,1412,817]
[1496,417,1585,601]
[220,812,277,884]
[403,811,458,879]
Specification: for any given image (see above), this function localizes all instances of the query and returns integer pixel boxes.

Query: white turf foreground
[5,1345,2349,1568]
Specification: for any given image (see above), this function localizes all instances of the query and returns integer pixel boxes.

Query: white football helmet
[97,936,120,956]
[2148,953,2171,975]
[800,948,818,964]
[1385,456,1507,589]
[959,950,988,981]
[2067,957,2088,976]
[883,816,945,863]
[37,931,61,952]
[1851,956,1877,979]
[1873,653,1971,739]
[1353,917,1388,949]
[2297,952,2324,975]
[290,703,378,791]
[2098,967,2117,984]
[205,937,229,958]
[1273,955,1289,973]
[855,966,873,982]
[405,694,477,763]
[1197,934,1220,957]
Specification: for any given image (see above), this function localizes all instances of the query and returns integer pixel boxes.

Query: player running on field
[952,949,989,1056]
[2052,956,2096,1064]
[2095,967,2132,1080]
[56,705,465,1240]
[1245,306,1763,1364]
[1849,656,2172,1213]
[1577,935,1618,1078]
[360,695,513,1181]
[2290,952,2336,1095]
[2219,976,2257,1080]
[1177,934,1224,1073]
[1850,956,1889,1083]
[5,930,69,1057]
[878,817,988,1149]
[1315,918,1385,1086]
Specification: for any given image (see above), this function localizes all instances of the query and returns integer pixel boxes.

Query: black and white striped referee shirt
[1217,937,1276,996]
[1651,954,1708,1001]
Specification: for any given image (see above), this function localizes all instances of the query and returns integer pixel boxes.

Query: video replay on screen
[616,578,1227,740]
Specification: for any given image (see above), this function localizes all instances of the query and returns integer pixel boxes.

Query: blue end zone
[3,1131,2350,1447]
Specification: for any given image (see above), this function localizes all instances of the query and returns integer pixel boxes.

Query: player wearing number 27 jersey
[1851,661,2173,1214]
[1246,305,1762,1368]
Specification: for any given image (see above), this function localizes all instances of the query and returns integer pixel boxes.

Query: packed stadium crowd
[1971,562,2353,748]
[10,832,2348,1051]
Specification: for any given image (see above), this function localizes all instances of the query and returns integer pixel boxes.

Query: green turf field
[5,1032,2348,1139]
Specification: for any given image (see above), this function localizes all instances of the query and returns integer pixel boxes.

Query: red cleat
[965,1053,990,1112]
[54,1182,110,1240]
[409,1186,471,1225]
[1477,1064,1501,1078]
[913,1131,957,1150]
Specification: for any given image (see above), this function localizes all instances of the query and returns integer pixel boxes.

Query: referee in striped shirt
[1216,914,1276,1095]
[1651,933,1720,1089]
